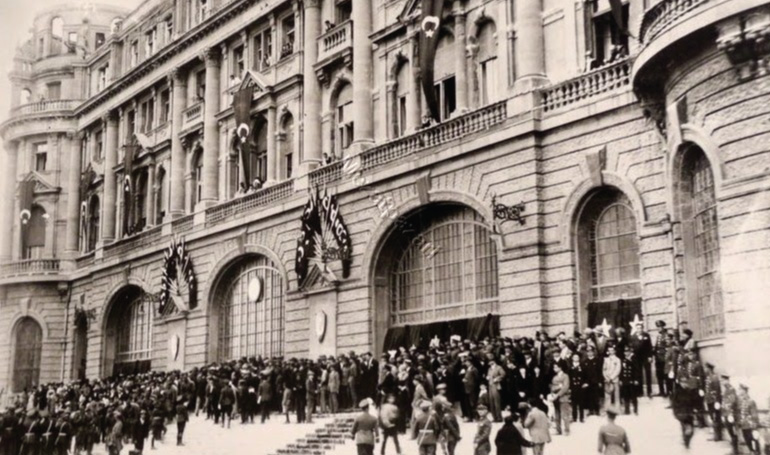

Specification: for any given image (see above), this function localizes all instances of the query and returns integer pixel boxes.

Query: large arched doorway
[12,317,43,392]
[373,203,500,353]
[103,285,154,377]
[211,254,285,361]
[575,187,642,331]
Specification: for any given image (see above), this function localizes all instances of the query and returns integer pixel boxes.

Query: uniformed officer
[628,322,653,397]
[664,331,680,395]
[351,399,378,455]
[736,384,760,454]
[702,362,722,441]
[473,404,492,455]
[721,374,740,454]
[619,347,640,415]
[597,406,630,454]
[412,400,442,455]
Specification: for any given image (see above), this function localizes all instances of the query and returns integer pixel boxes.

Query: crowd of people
[0,319,766,455]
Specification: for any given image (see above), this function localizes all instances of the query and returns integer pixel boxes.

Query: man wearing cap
[474,404,492,455]
[582,347,602,416]
[628,321,653,397]
[721,374,740,454]
[486,357,505,422]
[703,362,722,441]
[522,401,550,455]
[736,384,760,454]
[549,362,571,436]
[106,411,123,455]
[603,345,621,410]
[653,321,668,396]
[461,358,480,422]
[352,399,379,455]
[412,400,441,455]
[619,347,640,415]
[597,406,630,454]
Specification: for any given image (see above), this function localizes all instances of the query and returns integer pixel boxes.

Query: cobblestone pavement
[91,397,736,455]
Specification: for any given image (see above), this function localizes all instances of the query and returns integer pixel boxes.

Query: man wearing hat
[737,383,760,454]
[522,400,551,455]
[474,404,492,455]
[653,321,668,396]
[461,358,480,422]
[721,374,740,454]
[597,406,630,454]
[703,362,722,441]
[411,400,441,455]
[352,399,378,455]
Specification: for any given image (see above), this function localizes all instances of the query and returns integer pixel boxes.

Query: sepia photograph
[0,0,768,454]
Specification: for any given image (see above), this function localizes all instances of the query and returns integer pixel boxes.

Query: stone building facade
[0,0,768,400]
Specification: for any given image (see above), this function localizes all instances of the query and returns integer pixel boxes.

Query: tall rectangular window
[587,0,629,68]
[97,65,109,91]
[196,69,206,101]
[253,29,273,72]
[397,95,407,137]
[95,33,106,48]
[141,99,155,133]
[46,82,61,100]
[130,41,139,67]
[336,0,352,23]
[146,28,157,56]
[35,143,48,172]
[95,131,104,161]
[233,45,245,77]
[160,89,170,124]
[434,76,456,122]
[280,16,295,59]
[67,32,78,53]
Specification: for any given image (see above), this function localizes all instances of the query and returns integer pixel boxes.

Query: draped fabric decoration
[609,0,632,38]
[159,237,197,316]
[18,180,35,227]
[26,207,47,248]
[383,314,500,352]
[587,298,642,334]
[295,187,321,287]
[232,85,254,188]
[419,0,446,122]
[319,188,352,278]
[122,139,140,236]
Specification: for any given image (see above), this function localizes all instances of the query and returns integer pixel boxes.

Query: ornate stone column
[102,112,119,243]
[0,142,19,261]
[169,69,187,216]
[267,104,277,183]
[453,1,469,113]
[146,159,156,226]
[302,0,322,170]
[513,0,548,92]
[352,0,374,150]
[64,131,83,255]
[409,33,422,132]
[201,47,221,206]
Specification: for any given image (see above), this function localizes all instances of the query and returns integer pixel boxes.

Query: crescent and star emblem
[421,16,440,38]
[236,123,250,143]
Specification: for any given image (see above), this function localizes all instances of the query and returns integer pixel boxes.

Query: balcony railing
[309,160,344,188]
[206,180,295,228]
[639,0,711,45]
[541,58,631,113]
[11,99,80,117]
[318,20,353,63]
[172,214,195,234]
[182,102,204,131]
[361,100,508,172]
[0,259,61,279]
[103,225,163,258]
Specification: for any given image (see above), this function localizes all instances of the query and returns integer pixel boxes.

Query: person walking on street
[352,399,379,455]
[474,405,492,455]
[412,401,441,455]
[736,384,760,454]
[597,406,630,454]
[495,412,533,455]
[175,397,188,446]
[379,394,401,455]
[521,401,550,455]
[702,362,722,441]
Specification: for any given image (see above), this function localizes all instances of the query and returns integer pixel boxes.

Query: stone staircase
[270,414,355,455]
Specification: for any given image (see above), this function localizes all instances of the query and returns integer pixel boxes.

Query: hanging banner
[232,86,254,188]
[159,237,197,316]
[419,0,446,122]
[18,180,36,226]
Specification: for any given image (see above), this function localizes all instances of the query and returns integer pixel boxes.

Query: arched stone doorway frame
[100,277,153,377]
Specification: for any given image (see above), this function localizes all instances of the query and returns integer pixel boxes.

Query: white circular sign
[248,277,263,302]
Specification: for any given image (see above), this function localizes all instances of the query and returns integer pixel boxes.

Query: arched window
[156,166,167,224]
[252,117,268,184]
[395,61,410,137]
[280,114,294,180]
[679,146,724,338]
[87,195,100,252]
[12,317,43,392]
[135,170,148,231]
[434,34,456,121]
[334,83,353,156]
[109,287,153,375]
[192,148,203,209]
[215,255,285,360]
[22,205,47,259]
[20,88,32,105]
[389,205,498,325]
[476,21,498,106]
[576,189,641,329]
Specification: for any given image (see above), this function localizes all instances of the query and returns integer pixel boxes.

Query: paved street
[90,397,735,455]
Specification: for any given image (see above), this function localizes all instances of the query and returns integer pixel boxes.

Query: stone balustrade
[11,99,80,117]
[540,58,631,113]
[309,161,344,188]
[0,259,61,279]
[103,225,163,258]
[182,102,204,131]
[639,0,711,45]
[361,100,508,172]
[171,214,195,234]
[318,20,353,63]
[205,180,295,228]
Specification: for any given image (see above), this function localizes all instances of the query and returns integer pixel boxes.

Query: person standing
[219,380,235,428]
[486,358,505,422]
[106,411,122,455]
[628,321,653,397]
[329,366,341,415]
[619,347,640,415]
[258,373,273,424]
[474,405,493,455]
[306,371,318,424]
[134,409,150,453]
[352,399,379,455]
[521,401,550,455]
[736,384,760,454]
[412,401,441,455]
[702,363,722,441]
[175,396,188,446]
[721,375,740,454]
[442,402,461,455]
[549,363,571,436]
[569,354,586,423]
[603,345,621,410]
[582,347,603,416]
[597,406,630,454]
[495,412,533,455]
[379,394,401,455]
[462,359,480,422]
[653,322,668,396]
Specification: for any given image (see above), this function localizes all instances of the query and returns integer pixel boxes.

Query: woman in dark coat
[494,413,533,455]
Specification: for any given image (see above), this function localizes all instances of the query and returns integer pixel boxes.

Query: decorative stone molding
[717,9,770,81]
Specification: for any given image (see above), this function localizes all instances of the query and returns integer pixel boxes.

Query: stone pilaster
[101,112,119,244]
[64,131,83,256]
[169,69,187,216]
[201,47,221,206]
[302,0,322,171]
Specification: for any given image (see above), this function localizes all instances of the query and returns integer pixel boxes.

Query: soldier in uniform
[653,322,668,396]
[473,405,492,455]
[736,384,760,454]
[411,400,442,455]
[702,362,722,441]
[721,374,740,454]
[597,406,630,454]
[664,331,680,396]
[619,346,641,415]
[628,321,653,397]
[351,399,378,455]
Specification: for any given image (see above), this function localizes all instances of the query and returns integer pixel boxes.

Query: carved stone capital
[199,47,220,66]
[304,0,321,10]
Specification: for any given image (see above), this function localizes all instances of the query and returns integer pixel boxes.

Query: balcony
[0,259,62,283]
[181,102,204,133]
[205,180,295,228]
[316,20,353,83]
[10,99,80,117]
[103,225,163,258]
[639,0,711,46]
[541,58,631,113]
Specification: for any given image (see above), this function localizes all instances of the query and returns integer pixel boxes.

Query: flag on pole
[609,0,632,38]
[18,180,35,226]
[319,189,352,278]
[295,187,321,287]
[232,86,254,188]
[419,0,446,122]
